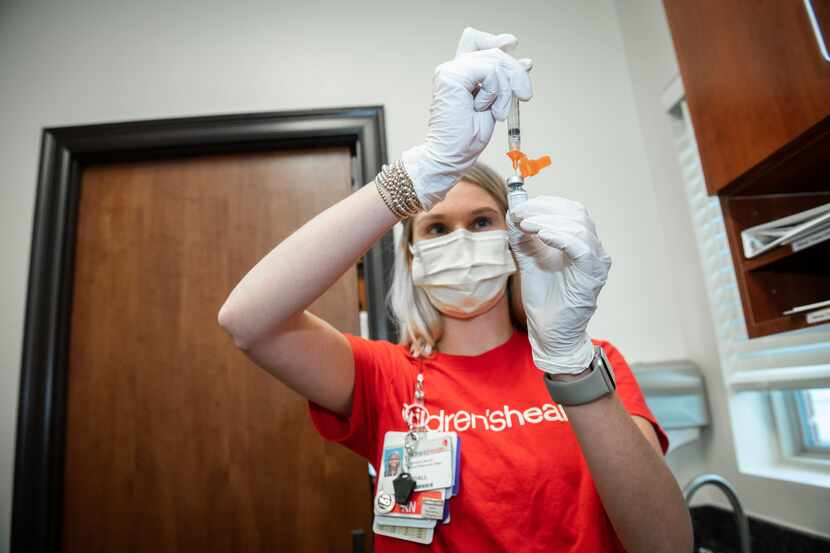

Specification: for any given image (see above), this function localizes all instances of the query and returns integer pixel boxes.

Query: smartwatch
[542,345,616,406]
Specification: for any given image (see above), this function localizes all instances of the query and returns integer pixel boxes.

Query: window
[664,77,830,479]
[794,388,830,453]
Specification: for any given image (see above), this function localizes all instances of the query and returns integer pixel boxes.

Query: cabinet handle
[804,0,830,62]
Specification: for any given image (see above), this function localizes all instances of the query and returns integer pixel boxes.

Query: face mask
[409,228,517,318]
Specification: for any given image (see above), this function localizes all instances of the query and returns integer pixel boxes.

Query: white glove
[454,26,522,58]
[506,196,612,375]
[401,31,533,211]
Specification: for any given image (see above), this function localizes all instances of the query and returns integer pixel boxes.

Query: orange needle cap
[519,155,551,178]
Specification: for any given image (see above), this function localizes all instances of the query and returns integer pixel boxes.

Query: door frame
[12,106,393,553]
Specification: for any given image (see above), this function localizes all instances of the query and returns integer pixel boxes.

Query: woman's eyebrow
[418,206,499,225]
[469,207,500,216]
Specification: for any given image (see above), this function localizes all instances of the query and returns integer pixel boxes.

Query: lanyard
[394,358,428,505]
[403,358,428,458]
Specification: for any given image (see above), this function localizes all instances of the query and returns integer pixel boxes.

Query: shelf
[744,237,830,272]
[744,250,828,326]
[721,192,830,338]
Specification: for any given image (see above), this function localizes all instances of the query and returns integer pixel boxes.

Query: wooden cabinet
[664,0,830,196]
[664,0,830,338]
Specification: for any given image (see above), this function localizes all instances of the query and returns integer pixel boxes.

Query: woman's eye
[426,223,447,235]
[472,216,492,230]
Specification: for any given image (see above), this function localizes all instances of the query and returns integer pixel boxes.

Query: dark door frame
[12,106,394,553]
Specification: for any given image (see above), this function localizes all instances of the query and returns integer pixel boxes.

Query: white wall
[0,0,691,548]
[614,0,830,539]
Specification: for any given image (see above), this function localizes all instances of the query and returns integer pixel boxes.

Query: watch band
[542,345,616,406]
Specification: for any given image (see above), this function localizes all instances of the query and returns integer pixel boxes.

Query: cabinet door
[663,0,830,195]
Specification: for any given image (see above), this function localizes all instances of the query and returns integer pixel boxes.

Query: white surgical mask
[409,228,517,318]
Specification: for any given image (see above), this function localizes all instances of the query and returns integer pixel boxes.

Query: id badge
[380,431,454,492]
[373,519,435,545]
[374,486,446,520]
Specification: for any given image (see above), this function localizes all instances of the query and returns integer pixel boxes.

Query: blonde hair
[387,161,526,357]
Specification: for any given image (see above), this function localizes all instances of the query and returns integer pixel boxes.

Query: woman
[384,450,402,478]
[218,28,692,553]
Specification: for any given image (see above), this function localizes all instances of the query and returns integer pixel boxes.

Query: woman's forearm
[562,393,693,553]
[218,182,397,348]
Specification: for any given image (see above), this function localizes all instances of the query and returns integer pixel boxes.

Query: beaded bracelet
[375,160,423,220]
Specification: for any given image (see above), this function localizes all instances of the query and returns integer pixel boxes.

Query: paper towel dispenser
[630,360,710,452]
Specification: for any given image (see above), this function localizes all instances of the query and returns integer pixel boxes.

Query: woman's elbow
[217,303,252,350]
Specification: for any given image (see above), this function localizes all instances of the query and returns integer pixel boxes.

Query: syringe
[507,95,528,215]
[508,94,522,161]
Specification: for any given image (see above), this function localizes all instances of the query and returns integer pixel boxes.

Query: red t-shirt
[308,327,668,552]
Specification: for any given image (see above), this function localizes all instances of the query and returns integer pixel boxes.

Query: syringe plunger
[507,95,521,151]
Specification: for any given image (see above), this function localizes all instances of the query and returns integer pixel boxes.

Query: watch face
[596,346,616,388]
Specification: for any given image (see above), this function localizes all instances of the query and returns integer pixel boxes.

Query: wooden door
[663,0,830,194]
[62,148,372,552]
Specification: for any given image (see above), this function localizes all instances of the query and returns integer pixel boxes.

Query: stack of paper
[783,299,830,324]
[741,203,830,259]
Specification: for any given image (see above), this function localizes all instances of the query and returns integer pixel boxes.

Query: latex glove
[454,26,534,141]
[506,196,612,375]
[455,26,534,83]
[455,26,521,57]
[401,41,533,211]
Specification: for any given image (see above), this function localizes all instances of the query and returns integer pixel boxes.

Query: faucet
[683,473,751,553]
